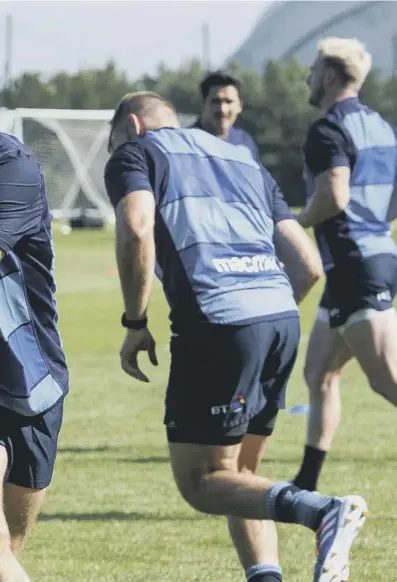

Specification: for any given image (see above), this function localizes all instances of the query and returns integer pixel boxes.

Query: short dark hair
[200,70,242,100]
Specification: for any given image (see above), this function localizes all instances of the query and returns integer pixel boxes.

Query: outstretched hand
[120,328,158,382]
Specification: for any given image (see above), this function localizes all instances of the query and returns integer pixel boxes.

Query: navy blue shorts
[0,398,64,489]
[165,316,300,445]
[320,254,397,328]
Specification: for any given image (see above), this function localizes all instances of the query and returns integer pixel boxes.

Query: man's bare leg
[0,448,31,582]
[305,314,352,450]
[168,440,367,582]
[228,434,280,580]
[342,308,397,406]
[294,307,397,492]
[293,312,352,491]
[4,484,47,555]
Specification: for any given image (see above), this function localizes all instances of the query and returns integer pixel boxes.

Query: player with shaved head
[105,91,367,582]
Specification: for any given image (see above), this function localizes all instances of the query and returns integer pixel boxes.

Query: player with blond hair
[294,37,397,494]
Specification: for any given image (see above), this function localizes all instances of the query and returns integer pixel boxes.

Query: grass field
[21,227,396,582]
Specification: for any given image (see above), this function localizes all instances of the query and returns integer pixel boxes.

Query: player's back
[0,133,68,416]
[309,98,397,268]
[140,127,298,331]
[339,99,396,228]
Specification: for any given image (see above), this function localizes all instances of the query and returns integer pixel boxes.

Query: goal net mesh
[0,108,196,221]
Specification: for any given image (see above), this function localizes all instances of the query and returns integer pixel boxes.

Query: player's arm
[274,219,323,304]
[114,190,155,321]
[268,174,323,303]
[298,121,352,229]
[105,141,158,382]
[0,153,42,261]
[105,142,156,321]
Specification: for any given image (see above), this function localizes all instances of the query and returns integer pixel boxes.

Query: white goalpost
[0,108,115,222]
[0,107,195,223]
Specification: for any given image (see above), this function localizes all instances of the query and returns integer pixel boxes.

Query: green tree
[8,73,54,109]
[2,57,394,206]
[144,59,204,114]
[359,69,391,119]
[380,75,397,125]
[240,59,316,205]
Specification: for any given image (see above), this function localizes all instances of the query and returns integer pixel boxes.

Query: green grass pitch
[21,227,397,581]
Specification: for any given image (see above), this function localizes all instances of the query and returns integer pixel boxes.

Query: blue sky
[0,1,270,80]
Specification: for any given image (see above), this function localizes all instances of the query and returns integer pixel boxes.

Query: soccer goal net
[0,107,196,222]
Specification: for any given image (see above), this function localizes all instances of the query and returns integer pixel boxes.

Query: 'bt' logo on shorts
[211,396,246,416]
[212,255,280,274]
[377,290,392,302]
[211,405,229,415]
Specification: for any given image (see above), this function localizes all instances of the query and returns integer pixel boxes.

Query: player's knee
[304,363,340,398]
[174,468,224,514]
[239,464,257,477]
[174,468,207,512]
[237,450,260,474]
[238,450,264,474]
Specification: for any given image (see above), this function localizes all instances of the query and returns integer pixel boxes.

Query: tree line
[2,59,397,205]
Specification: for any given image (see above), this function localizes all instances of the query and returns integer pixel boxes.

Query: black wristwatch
[121,313,148,330]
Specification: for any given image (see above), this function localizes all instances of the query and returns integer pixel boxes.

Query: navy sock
[266,482,334,531]
[293,445,327,491]
[246,564,282,582]
[248,575,282,582]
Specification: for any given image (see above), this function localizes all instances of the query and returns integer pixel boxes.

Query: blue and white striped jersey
[304,97,397,272]
[105,128,298,332]
[0,133,68,415]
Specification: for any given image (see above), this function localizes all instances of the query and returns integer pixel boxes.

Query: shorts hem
[246,426,274,437]
[5,477,52,489]
[319,304,395,329]
[166,428,244,446]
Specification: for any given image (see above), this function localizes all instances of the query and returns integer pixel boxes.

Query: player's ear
[323,66,337,88]
[127,113,146,136]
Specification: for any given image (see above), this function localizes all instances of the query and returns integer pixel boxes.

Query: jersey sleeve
[260,166,294,223]
[104,140,154,208]
[304,119,353,177]
[271,182,295,223]
[0,151,43,253]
